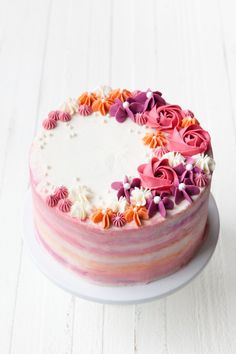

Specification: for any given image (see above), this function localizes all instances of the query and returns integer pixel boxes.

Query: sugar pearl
[124,182,131,190]
[123,101,129,109]
[146,91,153,98]
[178,183,186,191]
[186,163,193,171]
[153,196,161,204]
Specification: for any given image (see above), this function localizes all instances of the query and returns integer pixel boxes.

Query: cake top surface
[30,86,215,230]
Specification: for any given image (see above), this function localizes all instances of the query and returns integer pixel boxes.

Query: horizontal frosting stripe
[34,195,208,261]
[36,226,205,285]
[35,214,205,269]
[32,181,210,247]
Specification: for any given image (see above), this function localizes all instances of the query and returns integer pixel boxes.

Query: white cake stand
[22,192,220,304]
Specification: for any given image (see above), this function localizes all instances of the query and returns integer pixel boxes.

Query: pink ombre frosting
[31,181,210,285]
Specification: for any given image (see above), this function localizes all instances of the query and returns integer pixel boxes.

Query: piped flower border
[42,86,215,229]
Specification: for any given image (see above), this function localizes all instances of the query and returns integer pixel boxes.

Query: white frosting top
[30,113,151,209]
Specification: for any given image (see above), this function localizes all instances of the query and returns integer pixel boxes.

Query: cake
[29,86,215,286]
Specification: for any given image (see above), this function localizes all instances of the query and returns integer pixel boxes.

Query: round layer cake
[29,86,215,286]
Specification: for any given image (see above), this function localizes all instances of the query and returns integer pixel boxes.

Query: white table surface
[0,0,235,353]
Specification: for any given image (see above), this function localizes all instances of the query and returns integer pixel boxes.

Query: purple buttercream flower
[109,98,143,123]
[147,191,174,218]
[111,176,141,202]
[174,160,201,185]
[132,89,166,111]
[171,178,200,205]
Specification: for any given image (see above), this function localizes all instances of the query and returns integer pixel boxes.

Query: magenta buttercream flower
[132,89,166,111]
[138,158,179,192]
[109,98,143,122]
[111,176,141,202]
[174,161,201,184]
[171,178,200,204]
[147,191,174,218]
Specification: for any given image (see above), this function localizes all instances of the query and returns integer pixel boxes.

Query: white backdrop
[0,0,236,353]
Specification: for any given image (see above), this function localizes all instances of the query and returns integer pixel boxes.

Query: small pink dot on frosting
[112,212,126,227]
[42,118,57,130]
[58,198,72,212]
[135,113,148,126]
[78,104,93,116]
[153,146,169,159]
[46,194,58,207]
[194,173,209,187]
[59,111,72,122]
[48,111,60,121]
[54,186,68,200]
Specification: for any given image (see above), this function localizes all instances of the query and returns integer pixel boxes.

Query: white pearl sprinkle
[146,91,153,98]
[153,196,161,204]
[124,182,131,190]
[178,183,186,191]
[133,207,137,212]
[186,163,193,171]
[123,101,129,109]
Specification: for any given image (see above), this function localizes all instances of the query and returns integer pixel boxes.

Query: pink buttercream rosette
[138,158,179,192]
[145,104,184,131]
[167,124,211,157]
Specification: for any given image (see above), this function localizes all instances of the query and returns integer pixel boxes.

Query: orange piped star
[124,205,149,227]
[143,131,167,148]
[78,92,97,106]
[181,117,199,128]
[109,89,132,102]
[91,208,113,229]
[92,98,114,116]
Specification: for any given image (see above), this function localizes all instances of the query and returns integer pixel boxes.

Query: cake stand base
[22,192,220,304]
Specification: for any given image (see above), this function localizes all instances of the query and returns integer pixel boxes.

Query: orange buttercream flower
[91,208,113,229]
[109,89,132,102]
[143,131,167,148]
[92,98,114,116]
[125,205,149,227]
[181,116,199,128]
[78,92,97,106]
